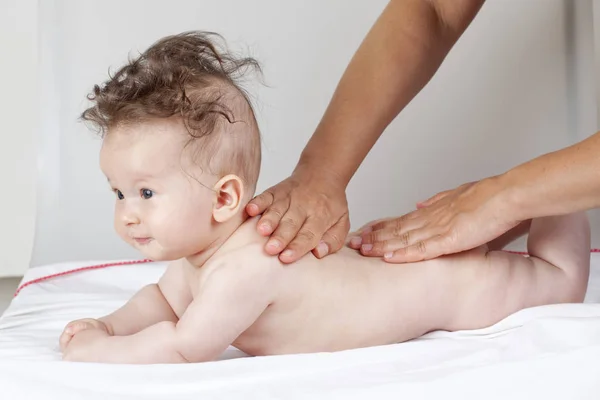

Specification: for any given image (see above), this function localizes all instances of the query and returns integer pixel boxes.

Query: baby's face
[99,119,216,261]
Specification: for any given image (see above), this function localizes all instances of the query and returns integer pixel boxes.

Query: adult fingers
[359,223,437,257]
[313,215,351,259]
[246,190,275,218]
[347,218,390,249]
[381,234,450,263]
[362,214,425,242]
[265,207,308,258]
[370,212,420,232]
[276,215,326,263]
[256,197,291,240]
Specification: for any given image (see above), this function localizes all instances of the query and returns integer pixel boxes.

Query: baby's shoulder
[203,242,280,286]
[210,243,277,272]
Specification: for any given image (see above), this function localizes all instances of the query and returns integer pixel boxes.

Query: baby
[59,31,591,364]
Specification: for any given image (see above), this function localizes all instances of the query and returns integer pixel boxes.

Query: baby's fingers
[59,320,94,352]
[61,320,95,339]
[59,330,74,352]
[66,321,94,334]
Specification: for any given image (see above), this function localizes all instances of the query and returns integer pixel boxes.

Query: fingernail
[282,249,294,259]
[362,227,372,234]
[267,239,281,250]
[361,244,373,252]
[259,223,272,235]
[384,252,393,259]
[316,241,329,257]
[350,237,362,247]
[248,204,259,214]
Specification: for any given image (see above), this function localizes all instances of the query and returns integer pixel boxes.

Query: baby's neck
[185,213,254,268]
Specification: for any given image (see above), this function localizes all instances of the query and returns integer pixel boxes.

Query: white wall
[29,0,599,266]
[0,0,37,276]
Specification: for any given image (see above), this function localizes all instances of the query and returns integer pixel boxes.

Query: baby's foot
[59,318,109,352]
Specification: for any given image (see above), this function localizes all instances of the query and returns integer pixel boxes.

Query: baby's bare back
[194,215,587,358]
[230,244,484,355]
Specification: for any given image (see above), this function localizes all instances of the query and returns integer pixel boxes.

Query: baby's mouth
[133,237,153,245]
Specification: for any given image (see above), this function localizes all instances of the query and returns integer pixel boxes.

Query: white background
[0,0,37,276]
[0,0,598,274]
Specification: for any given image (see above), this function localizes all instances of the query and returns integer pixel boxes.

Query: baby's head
[81,31,262,262]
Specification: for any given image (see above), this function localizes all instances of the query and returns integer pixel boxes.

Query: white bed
[0,255,599,400]
[2,3,599,398]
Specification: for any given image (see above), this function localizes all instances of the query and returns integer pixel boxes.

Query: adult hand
[246,167,350,263]
[349,177,521,262]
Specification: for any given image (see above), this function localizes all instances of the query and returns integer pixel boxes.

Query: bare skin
[60,212,590,364]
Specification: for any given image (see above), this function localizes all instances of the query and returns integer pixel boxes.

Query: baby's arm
[60,260,191,351]
[64,266,273,364]
[448,212,590,330]
[98,260,191,335]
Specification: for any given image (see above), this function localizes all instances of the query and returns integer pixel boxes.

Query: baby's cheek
[148,211,186,248]
[156,222,194,248]
[113,217,129,243]
[155,211,209,251]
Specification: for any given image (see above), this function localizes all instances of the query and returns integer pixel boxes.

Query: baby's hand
[59,318,110,352]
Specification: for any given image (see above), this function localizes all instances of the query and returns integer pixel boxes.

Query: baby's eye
[114,189,124,200]
[141,188,154,199]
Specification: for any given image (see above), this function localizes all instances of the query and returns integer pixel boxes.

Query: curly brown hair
[81,30,262,193]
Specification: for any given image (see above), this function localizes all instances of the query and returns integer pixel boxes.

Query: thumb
[315,216,350,258]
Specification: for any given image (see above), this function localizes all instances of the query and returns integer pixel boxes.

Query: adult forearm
[298,0,485,184]
[501,131,600,220]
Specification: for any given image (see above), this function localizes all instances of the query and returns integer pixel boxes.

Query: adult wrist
[492,171,533,223]
[294,153,350,188]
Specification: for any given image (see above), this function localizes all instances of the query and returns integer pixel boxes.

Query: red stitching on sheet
[13,259,152,297]
[12,249,600,298]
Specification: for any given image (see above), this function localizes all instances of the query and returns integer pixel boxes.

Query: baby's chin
[142,253,180,262]
[130,240,187,262]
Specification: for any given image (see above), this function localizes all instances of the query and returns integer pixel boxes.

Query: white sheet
[1,256,600,400]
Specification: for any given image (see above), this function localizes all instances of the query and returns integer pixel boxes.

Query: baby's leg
[445,212,590,331]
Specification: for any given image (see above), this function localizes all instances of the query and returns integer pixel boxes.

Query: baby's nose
[121,210,140,226]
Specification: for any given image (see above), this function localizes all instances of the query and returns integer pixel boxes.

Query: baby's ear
[212,174,245,223]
